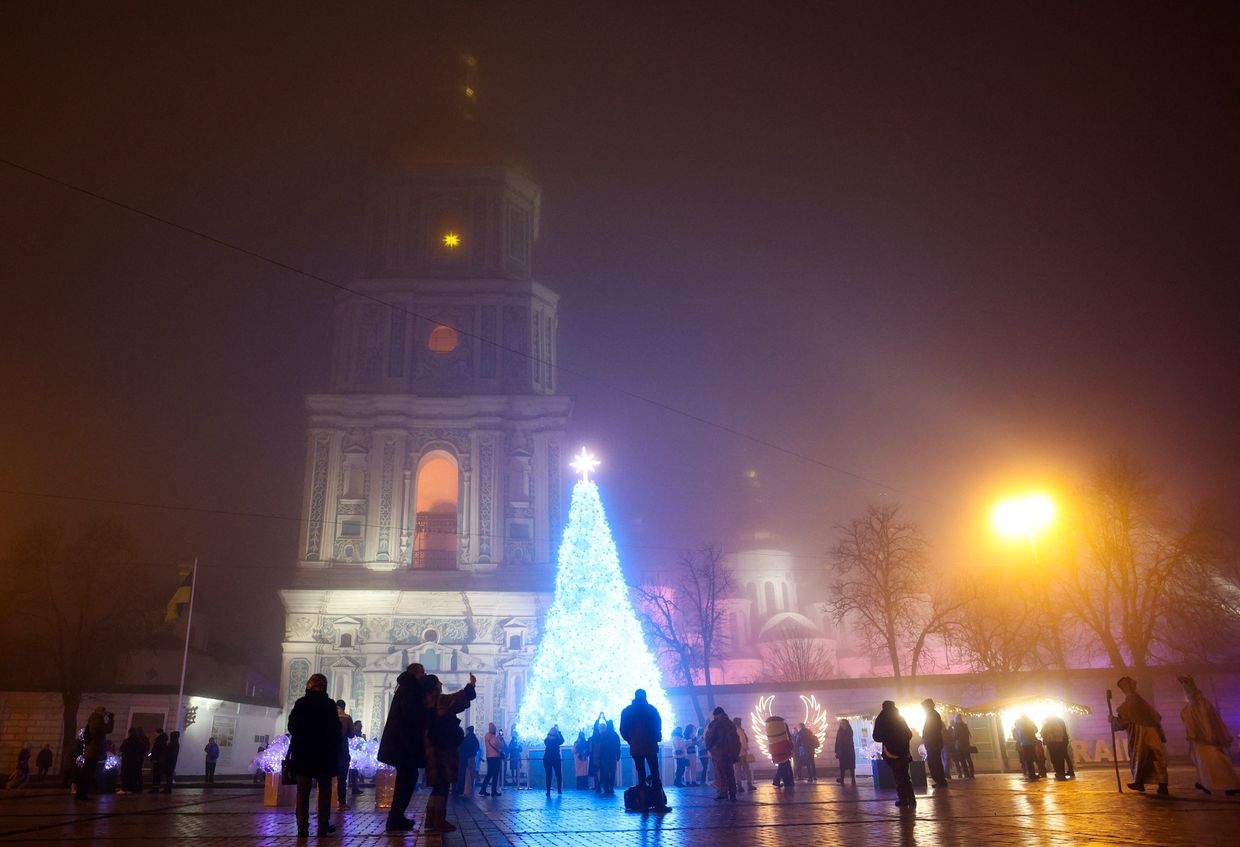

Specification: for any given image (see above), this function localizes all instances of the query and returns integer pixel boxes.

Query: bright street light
[991,493,1057,542]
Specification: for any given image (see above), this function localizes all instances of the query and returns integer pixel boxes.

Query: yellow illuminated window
[428,325,459,354]
[442,232,461,248]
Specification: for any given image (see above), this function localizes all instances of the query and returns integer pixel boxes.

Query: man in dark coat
[148,729,168,793]
[334,700,354,809]
[921,699,948,787]
[163,731,181,793]
[119,728,144,794]
[619,689,669,810]
[289,673,343,837]
[598,720,621,796]
[35,745,53,781]
[377,663,426,832]
[873,700,916,809]
[703,707,741,801]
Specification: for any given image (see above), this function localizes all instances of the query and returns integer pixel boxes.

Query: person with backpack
[703,707,740,801]
[619,689,670,812]
[420,673,476,834]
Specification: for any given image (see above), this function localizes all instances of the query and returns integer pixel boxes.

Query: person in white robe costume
[1178,675,1240,796]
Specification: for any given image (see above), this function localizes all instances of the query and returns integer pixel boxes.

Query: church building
[278,110,570,736]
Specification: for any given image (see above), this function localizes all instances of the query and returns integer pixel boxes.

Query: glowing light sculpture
[516,451,673,737]
[750,694,830,760]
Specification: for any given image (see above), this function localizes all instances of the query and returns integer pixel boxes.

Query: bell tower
[280,59,570,737]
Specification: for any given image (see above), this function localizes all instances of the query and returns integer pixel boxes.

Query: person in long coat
[573,731,590,789]
[148,729,168,793]
[119,729,144,794]
[598,720,621,796]
[834,718,856,785]
[288,673,342,837]
[951,714,975,779]
[163,732,181,794]
[733,717,756,792]
[1179,675,1240,796]
[704,707,740,801]
[421,673,476,833]
[872,701,915,809]
[921,699,948,787]
[377,663,426,831]
[1111,675,1168,794]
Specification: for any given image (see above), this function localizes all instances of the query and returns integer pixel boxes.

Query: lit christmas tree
[516,448,674,737]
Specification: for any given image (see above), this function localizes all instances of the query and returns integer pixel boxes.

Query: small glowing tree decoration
[516,449,673,737]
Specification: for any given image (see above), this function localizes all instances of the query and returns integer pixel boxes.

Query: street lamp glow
[992,493,1057,541]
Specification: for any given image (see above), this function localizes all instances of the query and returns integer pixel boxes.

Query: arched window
[339,633,353,649]
[413,450,459,570]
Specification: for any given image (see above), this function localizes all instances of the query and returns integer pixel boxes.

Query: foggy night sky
[2,2,1237,675]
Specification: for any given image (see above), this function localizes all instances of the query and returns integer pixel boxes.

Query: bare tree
[1,521,160,781]
[761,622,834,682]
[829,504,961,688]
[946,576,1043,675]
[1056,453,1226,669]
[635,545,734,723]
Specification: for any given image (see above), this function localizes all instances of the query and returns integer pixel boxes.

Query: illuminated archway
[413,450,459,570]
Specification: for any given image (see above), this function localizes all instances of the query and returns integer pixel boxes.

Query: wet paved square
[1,767,1237,846]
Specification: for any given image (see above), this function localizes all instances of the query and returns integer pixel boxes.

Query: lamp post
[991,493,1066,668]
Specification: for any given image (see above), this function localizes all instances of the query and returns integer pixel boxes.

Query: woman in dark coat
[421,673,476,833]
[834,718,856,785]
[588,718,604,793]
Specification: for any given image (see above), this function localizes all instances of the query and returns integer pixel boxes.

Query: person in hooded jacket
[288,674,341,837]
[420,673,476,834]
[703,707,740,801]
[872,700,915,809]
[377,663,426,832]
[834,718,856,785]
[148,729,168,793]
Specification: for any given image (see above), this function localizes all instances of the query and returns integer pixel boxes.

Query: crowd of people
[14,668,1235,831]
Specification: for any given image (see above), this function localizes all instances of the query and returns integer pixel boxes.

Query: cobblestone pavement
[1,767,1237,846]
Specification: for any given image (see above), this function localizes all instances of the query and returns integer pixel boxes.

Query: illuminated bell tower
[280,61,571,735]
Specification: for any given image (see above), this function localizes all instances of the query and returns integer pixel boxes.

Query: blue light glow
[516,479,673,737]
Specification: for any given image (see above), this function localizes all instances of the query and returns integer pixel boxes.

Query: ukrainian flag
[165,567,194,622]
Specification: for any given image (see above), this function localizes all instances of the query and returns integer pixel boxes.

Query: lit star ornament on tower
[516,448,674,737]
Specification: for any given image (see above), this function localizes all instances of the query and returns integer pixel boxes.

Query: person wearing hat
[703,706,740,801]
[1110,675,1168,795]
[288,673,343,837]
[1178,675,1239,796]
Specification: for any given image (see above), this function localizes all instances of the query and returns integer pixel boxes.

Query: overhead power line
[0,155,931,505]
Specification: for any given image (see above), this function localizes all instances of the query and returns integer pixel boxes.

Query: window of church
[339,633,353,649]
[340,520,362,537]
[428,325,459,354]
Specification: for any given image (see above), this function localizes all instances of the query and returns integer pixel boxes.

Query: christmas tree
[516,449,674,737]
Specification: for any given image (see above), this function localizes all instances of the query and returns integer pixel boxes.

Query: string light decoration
[749,694,830,760]
[515,454,673,738]
[74,728,120,771]
[253,733,291,774]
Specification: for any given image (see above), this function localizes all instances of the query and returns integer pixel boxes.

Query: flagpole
[174,558,199,732]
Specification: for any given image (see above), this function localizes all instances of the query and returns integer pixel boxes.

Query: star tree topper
[569,446,600,483]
